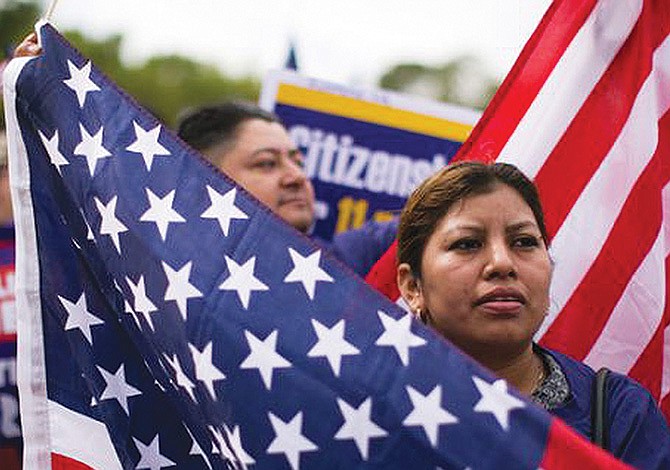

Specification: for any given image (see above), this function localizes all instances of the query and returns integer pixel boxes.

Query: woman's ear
[397,263,424,314]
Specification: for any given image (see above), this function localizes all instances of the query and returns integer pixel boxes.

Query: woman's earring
[416,308,428,324]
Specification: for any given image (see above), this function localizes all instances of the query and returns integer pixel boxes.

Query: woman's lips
[475,288,526,314]
[478,300,524,315]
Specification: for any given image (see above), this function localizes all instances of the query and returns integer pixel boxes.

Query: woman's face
[401,183,552,360]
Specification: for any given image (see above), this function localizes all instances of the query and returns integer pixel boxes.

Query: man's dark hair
[176,101,282,153]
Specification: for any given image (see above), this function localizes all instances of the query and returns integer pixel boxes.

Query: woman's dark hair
[176,101,282,154]
[397,161,549,277]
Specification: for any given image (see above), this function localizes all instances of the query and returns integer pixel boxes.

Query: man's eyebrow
[249,147,300,157]
[249,147,282,156]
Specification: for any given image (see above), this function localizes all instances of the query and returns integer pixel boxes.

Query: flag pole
[43,0,59,22]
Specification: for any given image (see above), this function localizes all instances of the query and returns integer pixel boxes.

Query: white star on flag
[226,425,256,466]
[126,121,171,171]
[374,310,427,366]
[187,428,213,470]
[126,275,159,330]
[58,292,104,345]
[283,248,334,300]
[63,59,100,107]
[38,129,69,173]
[189,342,226,398]
[334,397,387,459]
[162,261,202,320]
[94,196,127,254]
[208,425,239,463]
[80,209,95,241]
[219,255,268,309]
[472,376,525,431]
[124,297,134,315]
[133,434,176,470]
[140,189,185,241]
[114,279,133,313]
[403,385,458,446]
[307,319,360,376]
[267,411,317,470]
[164,353,197,402]
[116,280,135,318]
[201,186,248,236]
[240,330,291,390]
[74,123,111,176]
[97,364,141,415]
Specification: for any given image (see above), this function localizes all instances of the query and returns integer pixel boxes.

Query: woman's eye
[449,238,481,251]
[513,236,540,248]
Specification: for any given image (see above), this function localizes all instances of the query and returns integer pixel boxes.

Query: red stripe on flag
[540,419,632,469]
[0,333,17,343]
[454,0,598,163]
[0,446,21,470]
[540,111,670,359]
[51,453,94,470]
[536,0,670,239]
[627,255,670,399]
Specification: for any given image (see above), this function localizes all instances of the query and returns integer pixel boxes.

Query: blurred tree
[379,56,499,111]
[123,55,259,128]
[0,1,260,129]
[64,31,260,127]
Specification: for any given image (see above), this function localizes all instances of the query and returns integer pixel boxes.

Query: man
[177,102,315,234]
[177,102,397,276]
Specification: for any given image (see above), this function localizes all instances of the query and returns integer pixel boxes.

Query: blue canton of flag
[3,22,622,470]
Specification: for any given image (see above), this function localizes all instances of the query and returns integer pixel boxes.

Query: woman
[396,161,670,469]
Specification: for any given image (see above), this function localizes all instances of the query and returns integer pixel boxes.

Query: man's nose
[483,240,517,280]
[281,156,307,186]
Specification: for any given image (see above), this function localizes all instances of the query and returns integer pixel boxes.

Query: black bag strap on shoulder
[591,367,610,450]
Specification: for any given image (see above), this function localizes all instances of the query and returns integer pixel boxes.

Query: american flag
[366,0,670,421]
[4,23,627,470]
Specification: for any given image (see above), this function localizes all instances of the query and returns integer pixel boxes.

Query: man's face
[205,119,315,233]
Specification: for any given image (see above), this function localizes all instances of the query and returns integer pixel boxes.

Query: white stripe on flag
[538,35,670,339]
[499,0,643,179]
[660,180,670,399]
[583,228,666,373]
[663,326,670,398]
[3,55,52,470]
[50,400,123,470]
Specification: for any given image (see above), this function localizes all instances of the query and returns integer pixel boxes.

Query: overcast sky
[47,0,552,88]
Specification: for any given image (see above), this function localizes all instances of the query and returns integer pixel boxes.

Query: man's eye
[293,157,305,169]
[288,150,305,168]
[255,159,277,169]
[449,238,481,251]
[513,236,540,248]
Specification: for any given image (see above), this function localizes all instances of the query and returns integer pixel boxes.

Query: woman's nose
[483,241,517,280]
